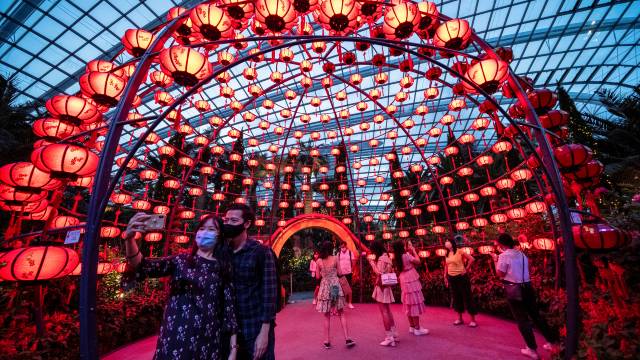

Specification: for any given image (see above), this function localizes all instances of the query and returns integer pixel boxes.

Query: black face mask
[222,222,245,238]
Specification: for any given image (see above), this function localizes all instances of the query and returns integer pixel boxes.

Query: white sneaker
[543,343,554,351]
[520,347,539,359]
[408,327,415,334]
[413,328,430,336]
[379,337,396,347]
[312,299,317,305]
[348,303,355,309]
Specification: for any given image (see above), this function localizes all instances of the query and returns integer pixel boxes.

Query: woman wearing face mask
[443,235,478,327]
[122,213,238,360]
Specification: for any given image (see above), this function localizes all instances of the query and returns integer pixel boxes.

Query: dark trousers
[448,274,477,315]
[237,325,276,360]
[506,284,558,350]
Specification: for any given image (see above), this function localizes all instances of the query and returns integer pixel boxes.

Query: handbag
[381,272,398,286]
[504,252,526,301]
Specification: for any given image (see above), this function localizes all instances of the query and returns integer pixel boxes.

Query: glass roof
[0,0,638,228]
[2,0,637,112]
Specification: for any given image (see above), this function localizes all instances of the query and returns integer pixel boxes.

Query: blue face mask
[195,230,218,251]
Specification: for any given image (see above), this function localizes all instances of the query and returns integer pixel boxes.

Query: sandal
[323,342,331,349]
[346,339,356,348]
[453,320,464,326]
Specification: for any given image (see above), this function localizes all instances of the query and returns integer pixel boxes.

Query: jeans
[448,274,477,315]
[237,324,276,360]
[506,284,558,350]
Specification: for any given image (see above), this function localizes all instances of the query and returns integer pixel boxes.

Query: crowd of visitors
[123,206,557,360]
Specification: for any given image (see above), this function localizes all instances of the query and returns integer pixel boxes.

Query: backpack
[259,246,284,313]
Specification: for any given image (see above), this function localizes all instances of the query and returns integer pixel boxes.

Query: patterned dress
[122,254,238,360]
[315,256,345,313]
[399,253,425,316]
[371,253,395,303]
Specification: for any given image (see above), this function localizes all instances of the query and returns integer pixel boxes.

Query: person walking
[392,240,429,336]
[491,233,558,359]
[336,241,356,309]
[368,240,398,347]
[315,241,356,349]
[121,213,238,360]
[224,204,277,360]
[310,250,320,305]
[444,235,478,327]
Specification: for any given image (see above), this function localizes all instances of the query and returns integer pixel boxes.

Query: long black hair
[370,240,386,261]
[445,236,459,257]
[392,240,405,272]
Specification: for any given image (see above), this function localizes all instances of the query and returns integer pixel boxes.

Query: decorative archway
[269,213,366,257]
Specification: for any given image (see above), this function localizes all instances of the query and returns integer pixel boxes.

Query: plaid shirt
[231,239,277,342]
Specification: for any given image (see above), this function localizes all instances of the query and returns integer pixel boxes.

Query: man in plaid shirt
[224,204,277,360]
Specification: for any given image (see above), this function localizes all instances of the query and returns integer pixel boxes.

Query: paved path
[103,300,551,359]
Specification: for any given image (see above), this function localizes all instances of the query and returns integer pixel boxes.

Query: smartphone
[144,214,166,231]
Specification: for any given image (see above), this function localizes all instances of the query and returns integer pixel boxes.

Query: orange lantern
[383,2,420,39]
[31,144,99,180]
[463,59,509,94]
[79,72,127,107]
[159,46,211,87]
[314,0,359,34]
[45,95,100,126]
[190,4,234,41]
[122,29,157,57]
[255,0,297,34]
[433,18,472,50]
[0,246,79,281]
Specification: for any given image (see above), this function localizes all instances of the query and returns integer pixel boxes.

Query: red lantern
[525,201,546,214]
[476,155,494,167]
[532,237,555,251]
[527,89,557,115]
[121,29,157,57]
[383,2,420,40]
[0,246,79,281]
[490,213,508,223]
[132,199,151,211]
[79,72,127,107]
[572,222,627,250]
[100,226,121,238]
[480,186,497,197]
[492,140,512,153]
[111,192,132,205]
[463,59,509,94]
[45,95,101,125]
[506,207,526,219]
[571,160,604,182]
[510,169,533,182]
[553,144,593,171]
[255,0,297,34]
[145,232,163,242]
[433,18,472,50]
[32,118,80,141]
[159,46,211,87]
[539,110,569,129]
[31,144,99,180]
[314,0,359,34]
[190,4,234,41]
[472,217,488,227]
[478,245,494,254]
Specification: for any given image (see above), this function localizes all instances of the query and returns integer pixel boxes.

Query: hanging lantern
[532,237,555,251]
[190,4,234,41]
[154,205,170,214]
[45,95,101,126]
[471,117,491,130]
[472,217,488,227]
[480,186,497,197]
[159,46,211,87]
[463,59,509,94]
[492,140,512,153]
[382,2,420,40]
[448,198,462,207]
[314,0,359,34]
[32,118,79,141]
[495,178,516,190]
[222,0,255,25]
[145,232,163,242]
[149,71,173,88]
[506,207,526,219]
[510,169,533,182]
[572,222,627,250]
[0,246,79,281]
[100,226,121,238]
[539,110,569,129]
[0,162,59,191]
[433,18,472,50]
[490,213,508,223]
[476,155,494,167]
[255,0,297,34]
[527,89,557,115]
[31,144,99,180]
[464,193,479,203]
[79,72,127,107]
[432,225,446,234]
[111,192,132,205]
[132,200,151,211]
[448,99,466,111]
[457,167,474,177]
[122,29,157,57]
[525,201,546,214]
[554,144,593,172]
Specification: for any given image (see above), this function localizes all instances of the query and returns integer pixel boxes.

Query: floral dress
[399,253,425,316]
[122,254,237,360]
[315,256,345,313]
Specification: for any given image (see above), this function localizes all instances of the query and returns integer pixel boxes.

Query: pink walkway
[103,301,550,359]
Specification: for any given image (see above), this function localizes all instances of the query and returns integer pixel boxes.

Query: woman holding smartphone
[122,213,238,360]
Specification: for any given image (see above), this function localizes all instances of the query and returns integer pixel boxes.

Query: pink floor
[103,301,550,359]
